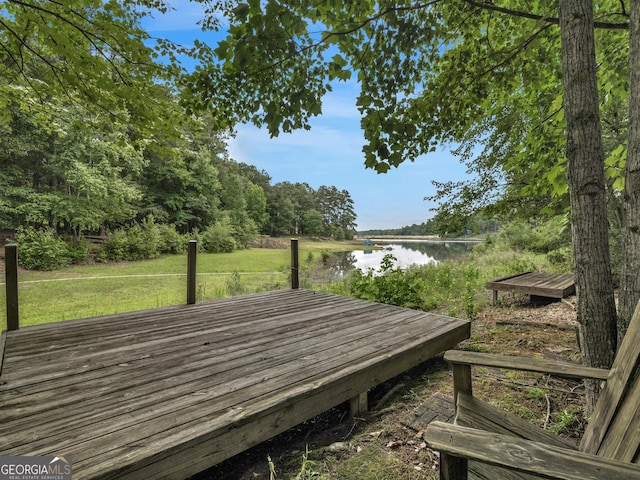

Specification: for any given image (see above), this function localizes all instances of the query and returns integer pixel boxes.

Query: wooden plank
[186,240,197,304]
[0,291,362,368]
[581,297,640,459]
[0,295,376,384]
[452,363,472,407]
[2,316,467,456]
[0,299,418,393]
[5,244,19,331]
[0,289,470,479]
[455,392,576,449]
[291,238,299,289]
[0,330,6,376]
[444,350,609,381]
[485,271,532,287]
[0,301,390,407]
[0,310,444,444]
[425,421,640,480]
[350,392,368,416]
[76,319,470,480]
[486,272,575,299]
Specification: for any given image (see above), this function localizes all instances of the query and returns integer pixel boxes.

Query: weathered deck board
[0,289,469,480]
[486,272,575,303]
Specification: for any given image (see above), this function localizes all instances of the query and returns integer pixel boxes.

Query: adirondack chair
[425,300,640,480]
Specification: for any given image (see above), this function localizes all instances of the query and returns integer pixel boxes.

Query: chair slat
[580,301,640,458]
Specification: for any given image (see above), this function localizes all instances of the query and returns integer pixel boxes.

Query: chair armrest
[425,421,640,480]
[444,350,609,381]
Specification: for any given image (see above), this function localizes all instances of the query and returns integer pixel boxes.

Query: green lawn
[1,240,360,328]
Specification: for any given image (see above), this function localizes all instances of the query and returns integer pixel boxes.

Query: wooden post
[291,238,299,289]
[5,244,19,330]
[452,363,473,409]
[350,392,368,417]
[187,240,197,304]
[439,453,468,480]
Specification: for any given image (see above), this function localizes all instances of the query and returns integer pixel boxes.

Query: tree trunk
[558,0,618,412]
[619,1,640,345]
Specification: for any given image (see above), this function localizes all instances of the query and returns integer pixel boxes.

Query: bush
[201,221,237,253]
[102,216,169,261]
[547,246,574,271]
[16,227,72,271]
[496,219,569,254]
[344,254,431,310]
[67,236,91,264]
[103,229,129,261]
[157,224,189,254]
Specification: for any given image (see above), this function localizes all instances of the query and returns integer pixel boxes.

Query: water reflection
[330,241,478,278]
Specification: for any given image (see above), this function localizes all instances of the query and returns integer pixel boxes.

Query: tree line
[359,217,501,237]
[0,101,357,249]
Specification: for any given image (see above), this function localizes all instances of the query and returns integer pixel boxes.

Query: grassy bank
[0,237,563,330]
[0,239,363,328]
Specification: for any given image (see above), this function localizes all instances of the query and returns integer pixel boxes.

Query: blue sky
[143,1,469,231]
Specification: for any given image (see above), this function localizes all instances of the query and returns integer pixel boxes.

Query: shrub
[102,217,166,261]
[16,227,71,271]
[496,218,570,254]
[157,224,189,254]
[103,229,129,261]
[201,221,236,253]
[345,254,431,310]
[67,236,91,264]
[547,245,573,271]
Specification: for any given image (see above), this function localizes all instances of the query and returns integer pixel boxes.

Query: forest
[1,101,357,265]
[0,1,360,269]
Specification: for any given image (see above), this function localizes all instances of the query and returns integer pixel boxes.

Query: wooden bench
[486,272,575,304]
[425,300,640,479]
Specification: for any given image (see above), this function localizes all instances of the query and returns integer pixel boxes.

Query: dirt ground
[190,293,584,480]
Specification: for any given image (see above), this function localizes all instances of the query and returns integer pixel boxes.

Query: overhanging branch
[462,0,629,30]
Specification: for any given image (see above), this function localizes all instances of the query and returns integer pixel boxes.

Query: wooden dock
[0,289,469,480]
[486,271,575,303]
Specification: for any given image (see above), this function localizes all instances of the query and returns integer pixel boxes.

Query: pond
[329,240,480,278]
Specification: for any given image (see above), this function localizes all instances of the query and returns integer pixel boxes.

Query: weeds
[266,447,320,480]
[294,446,320,480]
[268,455,277,479]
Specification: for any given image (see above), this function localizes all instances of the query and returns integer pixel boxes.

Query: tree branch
[251,0,443,75]
[462,0,629,30]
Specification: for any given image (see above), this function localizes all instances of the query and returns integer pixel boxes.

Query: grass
[0,239,362,329]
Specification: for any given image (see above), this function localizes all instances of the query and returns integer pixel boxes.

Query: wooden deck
[486,271,575,303]
[0,289,470,480]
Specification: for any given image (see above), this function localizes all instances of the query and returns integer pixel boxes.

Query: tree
[315,186,357,236]
[558,0,617,409]
[265,186,295,236]
[182,1,633,394]
[301,209,324,236]
[620,2,640,343]
[245,182,269,231]
[0,0,188,136]
[142,146,222,232]
[0,100,144,235]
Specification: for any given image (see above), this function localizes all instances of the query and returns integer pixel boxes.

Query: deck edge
[0,329,7,377]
